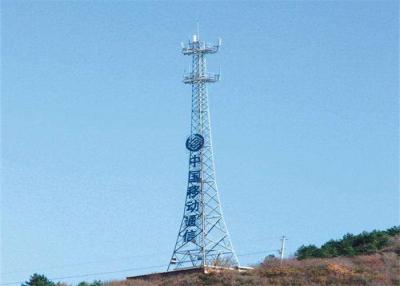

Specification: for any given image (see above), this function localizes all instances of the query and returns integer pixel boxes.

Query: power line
[0,249,280,286]
[238,250,278,257]
[2,235,282,276]
[0,264,167,286]
[1,252,167,275]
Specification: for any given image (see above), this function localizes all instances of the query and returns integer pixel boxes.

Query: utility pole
[279,236,287,265]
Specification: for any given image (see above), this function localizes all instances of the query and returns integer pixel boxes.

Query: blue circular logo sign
[186,134,204,152]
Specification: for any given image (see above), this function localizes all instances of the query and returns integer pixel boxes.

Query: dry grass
[104,239,400,286]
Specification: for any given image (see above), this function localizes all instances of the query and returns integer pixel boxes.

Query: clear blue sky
[1,0,398,284]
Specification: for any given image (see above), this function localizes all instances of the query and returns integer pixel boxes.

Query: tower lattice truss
[168,35,239,271]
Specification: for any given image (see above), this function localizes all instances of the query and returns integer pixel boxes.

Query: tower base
[126,265,253,281]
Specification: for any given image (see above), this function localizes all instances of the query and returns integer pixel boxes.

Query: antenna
[196,22,200,40]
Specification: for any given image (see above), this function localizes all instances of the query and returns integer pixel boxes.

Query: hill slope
[106,236,399,286]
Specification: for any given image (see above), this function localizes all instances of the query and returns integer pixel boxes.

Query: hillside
[106,236,400,286]
[23,228,400,286]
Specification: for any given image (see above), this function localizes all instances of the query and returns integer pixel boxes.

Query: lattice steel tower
[168,34,239,271]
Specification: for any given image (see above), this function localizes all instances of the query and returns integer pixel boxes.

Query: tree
[295,226,399,260]
[77,281,102,286]
[295,245,321,260]
[386,226,400,236]
[89,281,103,286]
[265,254,276,260]
[21,274,55,286]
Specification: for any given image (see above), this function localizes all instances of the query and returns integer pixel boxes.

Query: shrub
[295,226,399,259]
[21,274,55,286]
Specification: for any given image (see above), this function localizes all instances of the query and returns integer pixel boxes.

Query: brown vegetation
[104,237,399,286]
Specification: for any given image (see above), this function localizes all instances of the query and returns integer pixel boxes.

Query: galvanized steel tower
[168,34,239,271]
